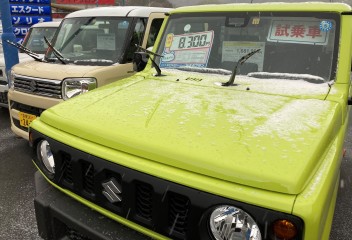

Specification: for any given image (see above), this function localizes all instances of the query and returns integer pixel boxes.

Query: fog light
[37,140,55,174]
[209,205,261,240]
[272,219,297,240]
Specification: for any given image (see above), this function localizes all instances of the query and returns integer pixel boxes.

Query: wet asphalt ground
[0,106,352,239]
[0,107,40,239]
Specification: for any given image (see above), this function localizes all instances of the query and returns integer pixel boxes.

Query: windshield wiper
[4,40,44,62]
[222,48,261,86]
[135,44,162,76]
[44,36,67,65]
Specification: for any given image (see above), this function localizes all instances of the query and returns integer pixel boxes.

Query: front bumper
[8,89,61,140]
[0,91,8,107]
[31,129,304,240]
[0,81,8,107]
[34,171,151,240]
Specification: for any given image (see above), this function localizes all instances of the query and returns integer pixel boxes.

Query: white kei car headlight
[62,77,97,100]
[209,205,261,240]
[37,140,55,175]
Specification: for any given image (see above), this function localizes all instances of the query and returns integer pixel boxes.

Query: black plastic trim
[34,171,151,240]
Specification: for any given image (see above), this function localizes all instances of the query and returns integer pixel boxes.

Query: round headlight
[209,205,261,240]
[37,140,55,174]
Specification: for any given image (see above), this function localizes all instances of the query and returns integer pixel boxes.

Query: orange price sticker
[165,34,173,48]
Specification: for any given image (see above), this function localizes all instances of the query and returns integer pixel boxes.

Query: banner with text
[9,0,52,44]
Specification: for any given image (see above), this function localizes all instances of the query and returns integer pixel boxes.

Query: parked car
[30,2,352,240]
[0,21,60,107]
[0,22,2,54]
[8,6,170,139]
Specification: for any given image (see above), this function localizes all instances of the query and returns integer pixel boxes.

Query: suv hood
[40,70,341,194]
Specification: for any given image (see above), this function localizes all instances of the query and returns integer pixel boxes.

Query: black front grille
[13,74,61,99]
[135,182,153,221]
[82,161,95,195]
[48,142,195,239]
[61,152,74,185]
[31,129,304,240]
[168,192,189,236]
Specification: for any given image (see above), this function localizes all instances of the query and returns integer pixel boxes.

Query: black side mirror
[133,52,149,72]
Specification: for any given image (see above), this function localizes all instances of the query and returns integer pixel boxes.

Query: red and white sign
[56,0,114,5]
[268,20,329,45]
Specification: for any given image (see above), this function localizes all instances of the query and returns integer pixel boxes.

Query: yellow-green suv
[8,6,170,139]
[30,2,352,240]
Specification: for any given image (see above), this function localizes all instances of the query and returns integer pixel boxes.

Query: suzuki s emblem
[29,80,37,92]
[102,178,122,203]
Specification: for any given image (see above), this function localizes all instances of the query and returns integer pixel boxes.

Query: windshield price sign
[160,30,214,68]
[222,41,265,71]
[268,20,330,45]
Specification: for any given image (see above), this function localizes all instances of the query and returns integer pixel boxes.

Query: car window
[49,17,131,65]
[22,27,57,54]
[157,12,339,82]
[147,18,164,49]
[126,18,147,62]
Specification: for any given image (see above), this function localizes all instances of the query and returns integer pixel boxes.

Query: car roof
[66,6,171,18]
[30,21,61,28]
[172,2,351,14]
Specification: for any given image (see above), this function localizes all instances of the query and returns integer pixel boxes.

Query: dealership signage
[9,0,52,43]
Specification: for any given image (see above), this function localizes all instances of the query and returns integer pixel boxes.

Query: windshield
[22,27,57,54]
[47,17,131,65]
[157,12,339,82]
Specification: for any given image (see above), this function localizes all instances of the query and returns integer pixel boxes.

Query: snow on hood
[248,72,326,82]
[162,68,333,97]
[40,73,340,194]
[252,99,329,141]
